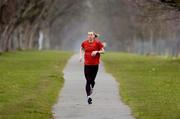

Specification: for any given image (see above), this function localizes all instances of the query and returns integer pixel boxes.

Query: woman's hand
[79,56,83,62]
[91,51,99,56]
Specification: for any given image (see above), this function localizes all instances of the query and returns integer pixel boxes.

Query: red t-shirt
[81,39,104,65]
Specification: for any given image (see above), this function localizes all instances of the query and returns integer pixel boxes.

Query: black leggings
[84,65,99,96]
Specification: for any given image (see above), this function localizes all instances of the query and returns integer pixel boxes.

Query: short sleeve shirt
[81,39,104,65]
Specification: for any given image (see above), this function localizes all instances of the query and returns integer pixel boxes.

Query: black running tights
[84,65,99,96]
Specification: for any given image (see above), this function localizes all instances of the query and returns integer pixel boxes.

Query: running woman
[79,31,105,104]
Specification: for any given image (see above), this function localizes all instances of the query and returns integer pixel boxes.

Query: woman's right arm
[79,47,84,62]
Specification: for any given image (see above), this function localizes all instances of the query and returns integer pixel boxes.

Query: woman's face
[88,33,95,39]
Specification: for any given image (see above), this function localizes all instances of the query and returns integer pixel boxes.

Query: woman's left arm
[98,47,105,54]
[91,41,105,56]
[91,48,105,56]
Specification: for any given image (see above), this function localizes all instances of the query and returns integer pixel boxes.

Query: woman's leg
[84,65,99,96]
[90,65,99,88]
[84,65,92,96]
[86,80,91,96]
[84,65,99,104]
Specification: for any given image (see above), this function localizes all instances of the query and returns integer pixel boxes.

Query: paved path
[52,54,135,119]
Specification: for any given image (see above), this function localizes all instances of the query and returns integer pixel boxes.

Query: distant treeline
[160,0,180,9]
[0,0,55,52]
[0,0,180,57]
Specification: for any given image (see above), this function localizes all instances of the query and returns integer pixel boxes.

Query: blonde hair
[88,31,100,37]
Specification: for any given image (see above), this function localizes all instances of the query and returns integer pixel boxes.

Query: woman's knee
[86,80,91,84]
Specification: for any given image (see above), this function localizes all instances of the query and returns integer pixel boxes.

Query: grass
[0,51,72,119]
[102,52,180,119]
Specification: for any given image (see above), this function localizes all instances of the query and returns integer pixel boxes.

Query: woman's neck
[88,38,95,43]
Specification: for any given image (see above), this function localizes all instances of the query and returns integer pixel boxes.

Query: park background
[0,0,180,119]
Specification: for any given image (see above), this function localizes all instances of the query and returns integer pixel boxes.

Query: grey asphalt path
[52,54,135,119]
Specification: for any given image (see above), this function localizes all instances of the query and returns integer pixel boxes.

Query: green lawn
[102,52,180,119]
[0,51,72,119]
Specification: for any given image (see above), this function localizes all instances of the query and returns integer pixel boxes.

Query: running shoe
[88,97,92,104]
